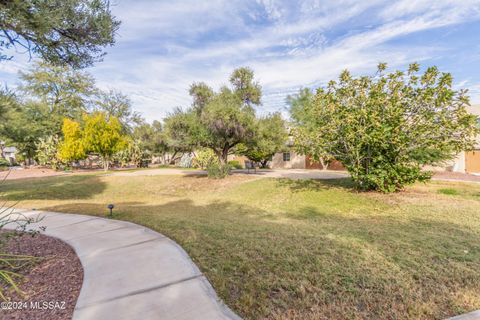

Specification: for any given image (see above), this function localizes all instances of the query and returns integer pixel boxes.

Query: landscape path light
[107,204,114,217]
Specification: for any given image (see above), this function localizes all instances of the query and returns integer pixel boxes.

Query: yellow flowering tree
[82,112,128,171]
[58,118,86,163]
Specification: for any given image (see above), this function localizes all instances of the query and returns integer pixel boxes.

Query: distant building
[446,105,480,174]
[1,146,17,164]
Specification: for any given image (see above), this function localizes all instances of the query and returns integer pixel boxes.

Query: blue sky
[1,0,480,121]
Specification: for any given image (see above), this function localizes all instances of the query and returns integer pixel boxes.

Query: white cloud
[1,0,480,121]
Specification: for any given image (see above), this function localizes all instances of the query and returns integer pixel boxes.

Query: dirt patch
[433,171,480,182]
[0,168,68,181]
[1,232,83,320]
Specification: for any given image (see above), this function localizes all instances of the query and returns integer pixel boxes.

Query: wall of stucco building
[271,151,306,169]
[451,105,480,173]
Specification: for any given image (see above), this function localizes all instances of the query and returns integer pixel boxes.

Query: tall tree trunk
[260,159,268,168]
[220,146,229,164]
[103,156,109,171]
[169,151,178,165]
[320,158,329,171]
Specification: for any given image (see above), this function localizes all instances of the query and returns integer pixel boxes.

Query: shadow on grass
[276,177,357,192]
[0,175,107,201]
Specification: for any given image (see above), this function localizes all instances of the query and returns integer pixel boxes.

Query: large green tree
[0,98,57,160]
[240,113,288,168]
[0,88,17,159]
[293,63,479,192]
[133,120,169,157]
[19,61,97,125]
[287,88,314,126]
[288,88,334,170]
[0,0,119,68]
[165,67,261,164]
[95,90,143,133]
[82,112,128,171]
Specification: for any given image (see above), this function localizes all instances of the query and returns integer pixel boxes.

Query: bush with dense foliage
[293,63,479,192]
[114,140,148,168]
[58,118,87,163]
[193,149,217,169]
[206,162,231,179]
[228,160,243,169]
[36,135,63,170]
[0,158,10,170]
[239,113,288,168]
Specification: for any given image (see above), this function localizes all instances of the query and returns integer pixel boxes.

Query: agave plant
[0,170,43,300]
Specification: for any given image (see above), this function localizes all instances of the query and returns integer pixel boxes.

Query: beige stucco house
[445,105,480,174]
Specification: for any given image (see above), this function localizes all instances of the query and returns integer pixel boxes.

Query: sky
[1,0,480,122]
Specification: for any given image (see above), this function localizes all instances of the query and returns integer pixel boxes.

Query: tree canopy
[19,61,97,126]
[82,112,128,170]
[239,113,288,168]
[292,63,479,192]
[0,0,120,68]
[95,89,143,133]
[133,120,169,157]
[288,88,334,170]
[164,67,265,165]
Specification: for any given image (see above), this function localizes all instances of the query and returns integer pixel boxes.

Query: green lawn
[1,174,480,319]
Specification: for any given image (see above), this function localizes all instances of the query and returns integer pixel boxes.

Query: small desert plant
[206,162,231,179]
[36,135,63,170]
[193,149,217,169]
[0,158,10,171]
[228,160,242,169]
[0,170,43,300]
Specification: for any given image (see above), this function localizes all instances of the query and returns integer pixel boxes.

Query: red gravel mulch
[1,232,83,320]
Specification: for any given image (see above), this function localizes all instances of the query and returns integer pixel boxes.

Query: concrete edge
[447,310,480,320]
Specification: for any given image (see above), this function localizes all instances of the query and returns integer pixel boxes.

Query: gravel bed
[1,231,83,320]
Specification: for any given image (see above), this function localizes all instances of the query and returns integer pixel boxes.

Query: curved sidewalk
[6,209,241,320]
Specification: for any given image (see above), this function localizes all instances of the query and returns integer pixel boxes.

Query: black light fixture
[107,204,114,217]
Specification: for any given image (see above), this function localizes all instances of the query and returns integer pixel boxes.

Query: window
[283,152,291,162]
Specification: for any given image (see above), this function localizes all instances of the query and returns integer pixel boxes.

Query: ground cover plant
[0,173,479,319]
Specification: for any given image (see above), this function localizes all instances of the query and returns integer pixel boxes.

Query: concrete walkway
[448,310,480,320]
[6,209,241,320]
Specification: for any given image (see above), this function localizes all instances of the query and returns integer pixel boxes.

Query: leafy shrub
[293,63,480,192]
[0,158,10,167]
[228,160,243,169]
[207,162,231,179]
[0,158,10,171]
[193,149,217,169]
[36,135,63,170]
[114,140,149,168]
